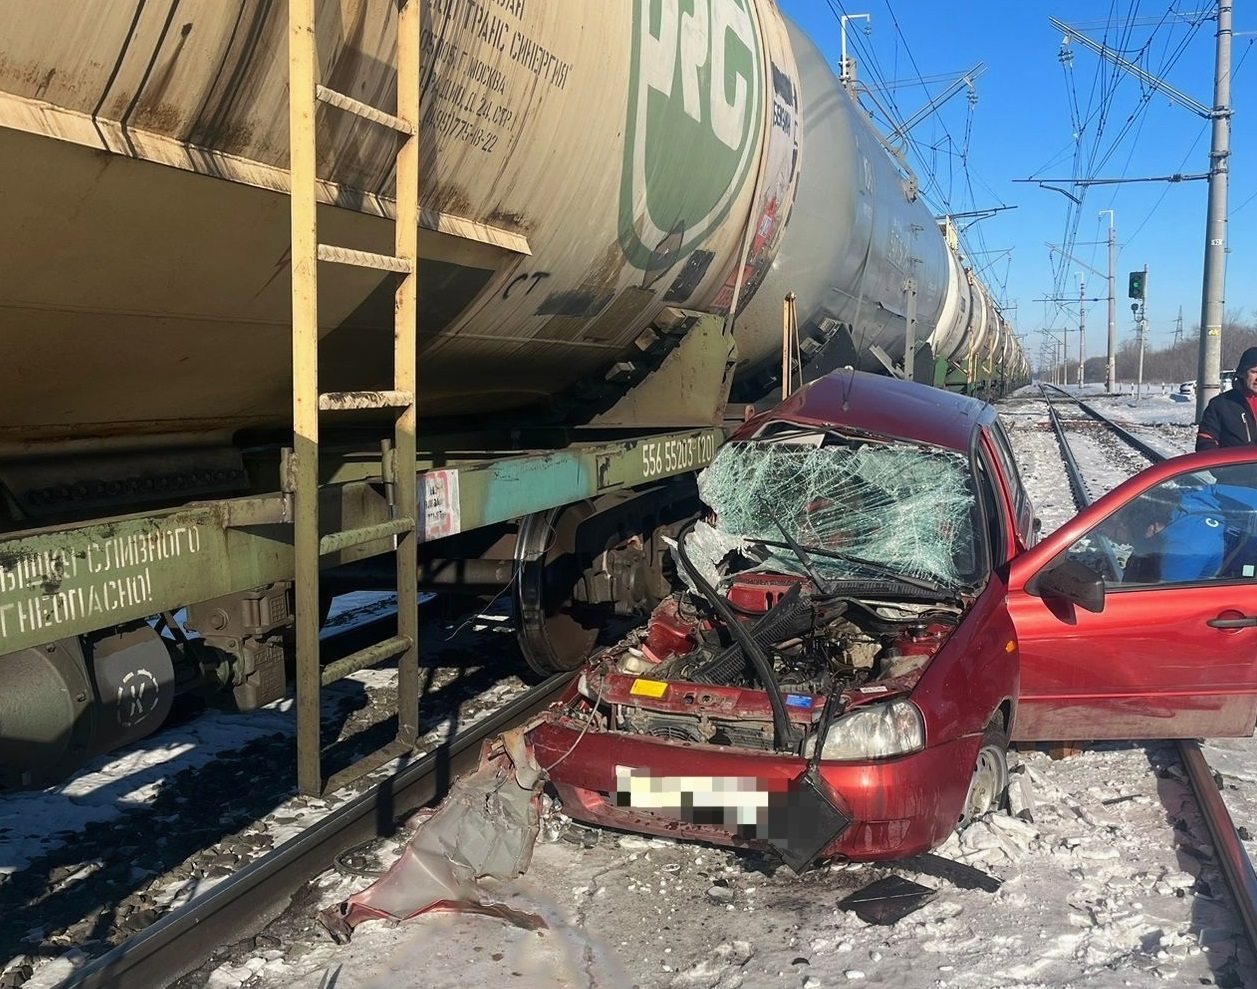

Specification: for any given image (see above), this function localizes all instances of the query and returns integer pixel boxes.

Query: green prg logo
[620,0,764,278]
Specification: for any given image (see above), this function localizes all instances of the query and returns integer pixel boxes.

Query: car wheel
[959,719,1009,828]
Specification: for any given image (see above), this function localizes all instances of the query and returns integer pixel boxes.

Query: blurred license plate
[614,766,772,826]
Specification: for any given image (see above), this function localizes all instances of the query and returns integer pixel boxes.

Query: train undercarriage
[0,313,730,791]
[0,488,697,790]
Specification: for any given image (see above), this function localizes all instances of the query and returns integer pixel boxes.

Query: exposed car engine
[574,570,964,753]
[555,428,981,757]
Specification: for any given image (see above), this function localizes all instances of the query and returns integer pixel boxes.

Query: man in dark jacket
[1196,346,1257,450]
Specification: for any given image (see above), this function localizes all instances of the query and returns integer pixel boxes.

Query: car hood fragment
[319,727,548,942]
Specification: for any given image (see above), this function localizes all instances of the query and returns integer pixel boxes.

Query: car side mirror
[1034,558,1106,614]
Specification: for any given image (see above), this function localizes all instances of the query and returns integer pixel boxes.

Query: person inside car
[1116,481,1257,582]
[1116,492,1176,583]
[1196,347,1257,450]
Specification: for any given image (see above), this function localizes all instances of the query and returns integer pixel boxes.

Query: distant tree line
[1047,309,1256,385]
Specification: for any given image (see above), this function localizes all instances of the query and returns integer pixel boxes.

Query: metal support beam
[395,0,421,750]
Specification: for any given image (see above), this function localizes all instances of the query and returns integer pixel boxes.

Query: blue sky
[777,0,1255,365]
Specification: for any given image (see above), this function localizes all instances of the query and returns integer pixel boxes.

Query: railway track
[7,388,1257,989]
[1,594,545,989]
[51,672,570,989]
[1042,386,1257,970]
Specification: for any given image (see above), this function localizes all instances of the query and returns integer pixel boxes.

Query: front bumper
[530,718,980,864]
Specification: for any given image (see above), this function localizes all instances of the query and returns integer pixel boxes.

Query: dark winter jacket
[1196,387,1257,450]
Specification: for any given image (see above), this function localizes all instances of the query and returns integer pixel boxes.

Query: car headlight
[803,699,925,761]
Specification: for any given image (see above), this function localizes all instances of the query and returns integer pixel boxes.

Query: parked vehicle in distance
[528,370,1257,870]
[1181,372,1235,396]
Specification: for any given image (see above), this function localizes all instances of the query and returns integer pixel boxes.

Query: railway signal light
[1127,270,1146,300]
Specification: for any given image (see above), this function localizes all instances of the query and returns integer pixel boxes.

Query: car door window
[984,423,1034,547]
[987,420,1028,514]
[1062,462,1257,588]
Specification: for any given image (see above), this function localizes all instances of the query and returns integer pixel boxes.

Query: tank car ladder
[287,0,420,795]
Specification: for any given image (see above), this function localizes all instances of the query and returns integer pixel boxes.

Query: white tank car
[0,0,1018,461]
[732,17,1016,399]
[0,0,804,447]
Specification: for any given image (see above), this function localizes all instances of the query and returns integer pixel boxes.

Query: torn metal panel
[319,729,547,943]
[838,875,938,925]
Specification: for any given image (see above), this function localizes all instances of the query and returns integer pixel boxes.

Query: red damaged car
[528,371,1257,871]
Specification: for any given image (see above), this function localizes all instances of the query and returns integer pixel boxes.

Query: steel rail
[52,671,572,989]
[1041,385,1166,465]
[1039,385,1257,966]
[1179,739,1257,951]
[1074,397,1171,464]
[1040,388,1092,512]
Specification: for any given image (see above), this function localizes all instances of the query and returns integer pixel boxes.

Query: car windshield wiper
[769,513,837,595]
[756,537,947,594]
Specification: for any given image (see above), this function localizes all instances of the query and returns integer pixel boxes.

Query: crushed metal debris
[318,727,548,942]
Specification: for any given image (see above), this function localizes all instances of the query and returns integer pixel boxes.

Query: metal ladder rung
[320,634,415,686]
[317,244,413,272]
[318,389,414,411]
[318,516,415,556]
[290,0,420,796]
[315,84,415,134]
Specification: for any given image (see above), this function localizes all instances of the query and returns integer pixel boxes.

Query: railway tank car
[730,18,1023,401]
[0,0,1025,790]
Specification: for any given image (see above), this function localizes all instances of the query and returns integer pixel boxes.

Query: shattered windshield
[696,432,980,588]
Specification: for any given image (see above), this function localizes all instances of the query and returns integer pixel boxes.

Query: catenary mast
[1195,0,1233,420]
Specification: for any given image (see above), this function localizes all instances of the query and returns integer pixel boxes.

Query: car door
[1006,452,1257,742]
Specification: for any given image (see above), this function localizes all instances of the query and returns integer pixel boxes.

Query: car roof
[736,369,994,453]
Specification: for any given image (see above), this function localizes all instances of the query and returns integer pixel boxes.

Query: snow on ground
[189,741,1256,989]
[9,383,1257,989]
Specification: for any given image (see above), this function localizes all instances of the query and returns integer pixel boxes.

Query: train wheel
[515,503,601,676]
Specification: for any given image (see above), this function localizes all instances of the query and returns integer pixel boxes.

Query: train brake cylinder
[0,625,174,789]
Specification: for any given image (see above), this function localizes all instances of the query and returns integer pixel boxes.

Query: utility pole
[1043,239,1108,389]
[1136,303,1147,402]
[1039,330,1061,385]
[1061,322,1070,388]
[1099,210,1116,392]
[1076,273,1086,387]
[1196,0,1233,421]
[1046,13,1231,409]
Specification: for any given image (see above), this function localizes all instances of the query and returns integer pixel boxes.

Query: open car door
[1007,451,1257,742]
